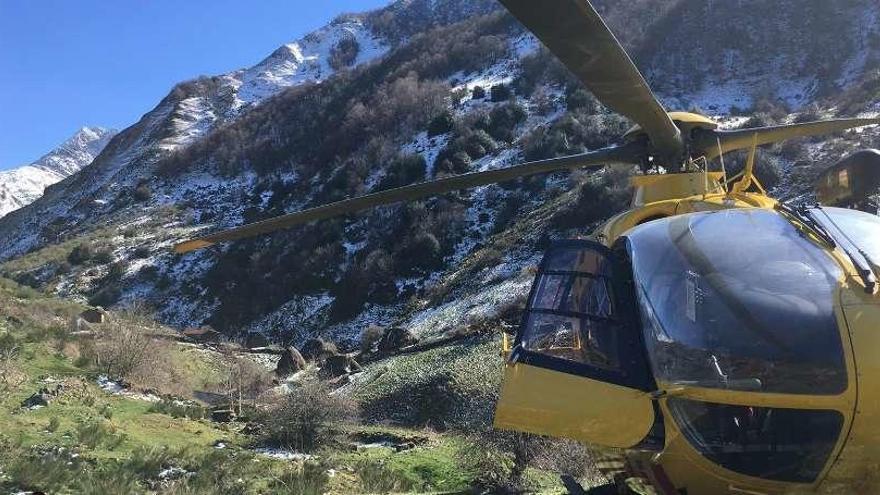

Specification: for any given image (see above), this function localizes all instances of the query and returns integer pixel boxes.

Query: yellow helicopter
[175,0,880,493]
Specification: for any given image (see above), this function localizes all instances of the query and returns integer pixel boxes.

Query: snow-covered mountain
[1,0,878,346]
[0,127,115,218]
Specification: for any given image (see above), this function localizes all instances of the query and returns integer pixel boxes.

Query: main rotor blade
[499,0,682,159]
[174,143,644,253]
[698,117,880,159]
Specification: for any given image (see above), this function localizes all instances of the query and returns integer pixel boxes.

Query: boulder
[322,353,362,378]
[80,307,109,324]
[211,409,235,423]
[21,385,62,409]
[182,326,221,343]
[245,332,270,349]
[22,392,51,409]
[301,338,338,362]
[275,347,307,377]
[378,327,419,353]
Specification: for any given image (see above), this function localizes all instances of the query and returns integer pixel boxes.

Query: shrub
[551,171,632,230]
[436,151,472,175]
[725,150,783,191]
[462,430,551,493]
[149,399,207,420]
[132,246,151,259]
[486,102,527,142]
[492,192,526,234]
[270,462,330,495]
[356,460,415,494]
[68,242,95,265]
[93,248,114,265]
[490,83,512,102]
[329,36,360,70]
[427,111,454,136]
[92,313,159,381]
[378,154,427,190]
[565,88,598,112]
[396,231,443,274]
[472,85,486,99]
[133,180,151,202]
[55,261,72,275]
[105,261,128,282]
[260,378,357,452]
[434,127,498,175]
[88,286,121,308]
[331,248,397,320]
[76,421,125,450]
[214,354,274,415]
[138,265,160,283]
[0,335,26,393]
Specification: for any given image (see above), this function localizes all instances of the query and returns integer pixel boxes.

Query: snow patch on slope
[236,20,389,106]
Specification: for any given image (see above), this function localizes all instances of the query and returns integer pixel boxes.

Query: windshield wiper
[779,202,877,293]
[776,202,836,248]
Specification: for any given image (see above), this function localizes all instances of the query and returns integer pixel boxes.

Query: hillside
[0,0,878,346]
[0,127,115,218]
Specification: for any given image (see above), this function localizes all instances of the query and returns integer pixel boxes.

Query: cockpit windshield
[626,209,847,395]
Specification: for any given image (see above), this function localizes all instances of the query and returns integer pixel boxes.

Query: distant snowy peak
[32,126,116,176]
[235,19,389,106]
[0,126,116,218]
[0,166,64,218]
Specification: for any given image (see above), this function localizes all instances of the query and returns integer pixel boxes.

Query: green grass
[323,433,474,494]
[353,335,504,429]
[0,280,569,494]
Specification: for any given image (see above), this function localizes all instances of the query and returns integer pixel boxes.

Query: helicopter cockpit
[629,209,847,395]
[500,207,871,485]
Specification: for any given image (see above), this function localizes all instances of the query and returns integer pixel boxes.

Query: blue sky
[0,0,388,170]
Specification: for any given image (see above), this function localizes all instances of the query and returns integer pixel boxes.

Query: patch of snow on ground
[662,76,817,116]
[96,375,161,402]
[253,447,314,461]
[401,131,449,179]
[406,272,533,338]
[324,303,401,345]
[158,96,218,151]
[247,293,335,341]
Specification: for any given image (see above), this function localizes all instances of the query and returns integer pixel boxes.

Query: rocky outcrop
[378,327,419,353]
[300,338,339,362]
[322,353,362,378]
[275,346,307,377]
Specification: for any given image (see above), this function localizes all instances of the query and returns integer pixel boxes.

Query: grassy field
[0,276,587,494]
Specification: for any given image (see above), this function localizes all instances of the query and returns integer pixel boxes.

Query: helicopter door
[494,240,656,448]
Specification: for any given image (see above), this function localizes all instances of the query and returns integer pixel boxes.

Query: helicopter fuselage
[496,170,880,494]
[615,176,879,493]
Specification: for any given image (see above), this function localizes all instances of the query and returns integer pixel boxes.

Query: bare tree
[261,378,357,452]
[216,353,273,415]
[93,321,154,380]
[0,339,26,393]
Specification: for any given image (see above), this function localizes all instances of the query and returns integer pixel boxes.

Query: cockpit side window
[668,398,843,483]
[515,241,652,390]
[626,210,847,395]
